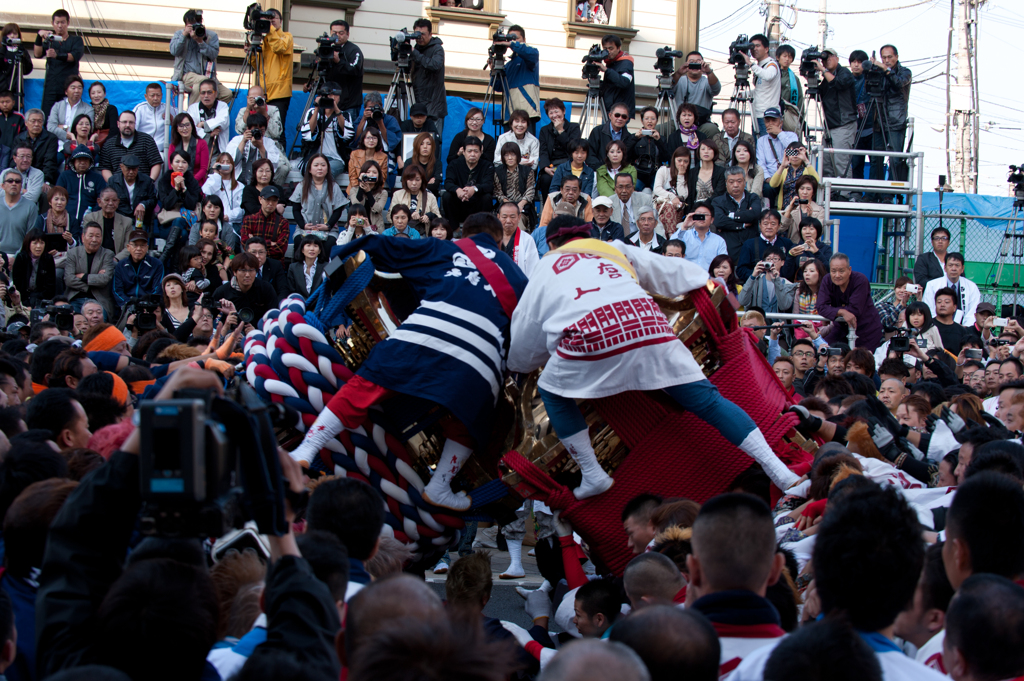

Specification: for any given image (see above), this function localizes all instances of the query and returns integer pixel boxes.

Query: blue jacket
[495,42,541,118]
[56,168,107,238]
[551,161,596,198]
[113,255,164,307]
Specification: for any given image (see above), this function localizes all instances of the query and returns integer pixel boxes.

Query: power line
[790,0,937,14]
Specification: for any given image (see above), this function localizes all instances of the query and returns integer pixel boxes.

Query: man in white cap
[591,195,625,243]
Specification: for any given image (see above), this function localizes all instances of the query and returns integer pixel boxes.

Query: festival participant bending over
[291,213,529,510]
[508,217,800,497]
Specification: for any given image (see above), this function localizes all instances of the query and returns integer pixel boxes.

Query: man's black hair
[665,239,685,255]
[759,208,782,225]
[966,441,1024,482]
[762,245,785,261]
[750,33,769,48]
[763,616,882,681]
[0,441,69,524]
[412,18,431,32]
[945,574,1024,681]
[931,226,952,240]
[307,477,385,560]
[957,425,1007,449]
[775,44,796,59]
[816,374,853,399]
[245,112,268,129]
[330,19,350,31]
[77,393,127,434]
[765,568,799,632]
[921,542,955,614]
[0,357,28,386]
[934,286,958,305]
[840,372,876,397]
[30,337,73,385]
[849,49,869,63]
[126,537,206,569]
[26,387,81,435]
[621,493,663,523]
[575,578,622,622]
[609,605,720,681]
[813,482,924,631]
[296,530,351,602]
[1,340,27,357]
[691,493,777,593]
[878,357,910,379]
[947,471,1024,580]
[601,34,622,48]
[92,558,219,681]
[945,251,965,265]
[29,321,59,346]
[911,381,946,409]
[245,236,268,250]
[0,406,23,438]
[726,465,771,506]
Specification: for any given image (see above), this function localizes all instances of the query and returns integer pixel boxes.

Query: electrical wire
[790,0,937,15]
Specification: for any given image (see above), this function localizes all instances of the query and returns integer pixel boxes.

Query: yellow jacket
[250,26,294,101]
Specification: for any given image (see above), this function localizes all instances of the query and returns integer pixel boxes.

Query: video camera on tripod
[1009,165,1024,203]
[862,62,886,98]
[729,35,753,66]
[654,46,683,76]
[312,33,340,73]
[582,43,609,80]
[243,3,275,44]
[799,46,823,92]
[390,28,421,67]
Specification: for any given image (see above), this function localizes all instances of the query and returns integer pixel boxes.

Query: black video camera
[1009,165,1024,201]
[127,296,160,332]
[390,28,421,63]
[582,44,609,80]
[489,30,511,60]
[3,36,22,53]
[799,47,822,79]
[191,10,206,39]
[889,327,913,353]
[244,3,274,35]
[728,35,753,66]
[139,382,303,539]
[316,33,339,62]
[46,302,75,333]
[862,62,886,97]
[655,46,683,75]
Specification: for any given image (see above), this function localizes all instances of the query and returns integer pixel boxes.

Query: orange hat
[106,372,129,407]
[129,379,157,396]
[84,326,126,353]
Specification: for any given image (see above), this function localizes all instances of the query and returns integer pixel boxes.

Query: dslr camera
[139,382,303,538]
[190,10,206,39]
[728,35,753,66]
[127,295,160,332]
[390,28,421,65]
[582,44,609,80]
[655,46,683,76]
[244,3,274,36]
[249,126,263,141]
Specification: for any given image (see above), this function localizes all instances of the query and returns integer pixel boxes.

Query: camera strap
[454,238,519,320]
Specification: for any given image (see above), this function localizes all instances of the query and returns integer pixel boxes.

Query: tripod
[383,57,415,122]
[652,70,678,138]
[3,49,26,112]
[231,34,266,106]
[482,56,512,139]
[288,71,326,159]
[988,194,1024,309]
[729,64,754,138]
[578,75,607,139]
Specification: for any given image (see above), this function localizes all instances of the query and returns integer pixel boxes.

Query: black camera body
[249,126,263,141]
[314,33,339,71]
[728,35,753,66]
[1008,165,1024,202]
[367,104,384,120]
[139,383,299,539]
[390,28,421,64]
[244,3,274,35]
[489,30,511,61]
[654,46,682,75]
[191,10,206,39]
[581,44,609,80]
[862,63,886,98]
[127,296,160,332]
[799,47,822,78]
[47,302,75,332]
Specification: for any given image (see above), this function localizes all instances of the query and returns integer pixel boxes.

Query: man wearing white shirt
[742,34,781,136]
[133,83,177,157]
[672,201,727,270]
[922,252,980,327]
[628,207,667,253]
[497,202,538,276]
[185,79,230,161]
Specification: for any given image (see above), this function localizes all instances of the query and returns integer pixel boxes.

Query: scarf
[93,98,110,128]
[677,123,700,149]
[45,211,68,235]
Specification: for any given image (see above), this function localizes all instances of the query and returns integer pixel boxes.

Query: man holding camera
[742,34,780,136]
[299,82,353,179]
[737,246,795,314]
[597,34,635,120]
[34,10,85,120]
[351,92,401,180]
[922,251,980,328]
[64,221,116,319]
[408,19,447,138]
[171,10,231,106]
[186,79,231,162]
[712,167,762,261]
[813,48,858,183]
[113,230,164,311]
[247,9,293,127]
[489,26,541,134]
[672,51,721,138]
[324,20,364,125]
[736,209,793,282]
[234,86,283,144]
[868,44,912,191]
[673,202,726,270]
[234,112,287,186]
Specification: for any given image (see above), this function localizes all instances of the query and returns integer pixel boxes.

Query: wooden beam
[676,0,699,55]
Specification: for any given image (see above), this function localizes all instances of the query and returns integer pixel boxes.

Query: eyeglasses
[932,235,950,241]
[792,351,815,359]
[468,117,484,123]
[237,268,257,275]
[177,123,192,129]
[612,113,629,119]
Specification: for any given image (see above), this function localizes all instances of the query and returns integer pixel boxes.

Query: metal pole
[916,152,925,263]
[847,324,858,348]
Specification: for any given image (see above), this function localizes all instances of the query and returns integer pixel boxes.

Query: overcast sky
[697,0,1023,196]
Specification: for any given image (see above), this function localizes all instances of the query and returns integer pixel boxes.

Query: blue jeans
[538,380,756,446]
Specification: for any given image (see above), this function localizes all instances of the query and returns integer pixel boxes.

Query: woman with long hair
[196,236,229,286]
[688,139,726,203]
[12,229,56,307]
[708,254,739,296]
[389,165,440,234]
[348,126,388,190]
[241,158,284,217]
[904,301,944,352]
[336,204,378,246]
[666,103,707,154]
[595,140,636,197]
[791,259,826,340]
[730,140,764,199]
[653,146,691,230]
[348,160,387,230]
[782,175,826,241]
[447,108,497,167]
[493,142,536,230]
[769,142,819,210]
[410,131,443,197]
[160,272,208,342]
[88,81,117,146]
[288,153,348,258]
[201,153,245,241]
[62,114,97,169]
[168,112,210,184]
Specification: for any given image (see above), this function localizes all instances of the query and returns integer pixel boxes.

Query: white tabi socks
[423,439,474,511]
[292,409,345,464]
[562,429,614,500]
[739,429,800,490]
[501,537,525,579]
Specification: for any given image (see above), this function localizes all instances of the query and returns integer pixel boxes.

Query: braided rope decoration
[243,294,464,561]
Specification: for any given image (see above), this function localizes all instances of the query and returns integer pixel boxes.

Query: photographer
[813,48,858,182]
[0,27,33,115]
[246,9,293,126]
[597,34,635,120]
[351,92,401,181]
[408,19,447,138]
[868,44,912,190]
[170,9,231,106]
[489,25,540,134]
[233,112,284,185]
[112,230,164,311]
[737,246,795,315]
[210,251,277,329]
[741,34,780,136]
[233,86,283,146]
[671,51,721,138]
[299,81,353,179]
[324,20,364,123]
[848,50,874,183]
[33,10,84,120]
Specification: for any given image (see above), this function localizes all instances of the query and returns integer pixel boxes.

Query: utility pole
[951,0,982,194]
[768,0,781,49]
[817,0,827,50]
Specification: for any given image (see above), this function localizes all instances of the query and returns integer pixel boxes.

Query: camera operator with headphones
[488,25,541,135]
[671,51,721,138]
[868,44,912,192]
[597,34,635,120]
[299,82,354,179]
[323,20,364,125]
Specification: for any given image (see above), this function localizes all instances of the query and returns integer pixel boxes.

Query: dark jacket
[447,131,497,167]
[12,250,57,305]
[113,254,164,307]
[736,234,796,282]
[711,190,762,265]
[410,36,447,120]
[781,240,833,281]
[0,111,26,149]
[211,278,279,324]
[258,257,289,298]
[688,165,727,203]
[36,33,84,94]
[287,260,325,298]
[628,232,667,254]
[443,157,494,195]
[817,65,858,128]
[538,121,583,171]
[914,251,944,285]
[876,62,912,130]
[16,129,61,184]
[592,219,626,243]
[665,129,708,157]
[107,171,157,224]
[156,168,202,212]
[817,271,884,351]
[600,52,636,119]
[327,40,365,111]
[631,132,670,184]
[586,123,638,170]
[160,305,198,342]
[56,167,107,237]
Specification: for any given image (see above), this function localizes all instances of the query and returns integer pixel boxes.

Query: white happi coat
[508,239,710,398]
